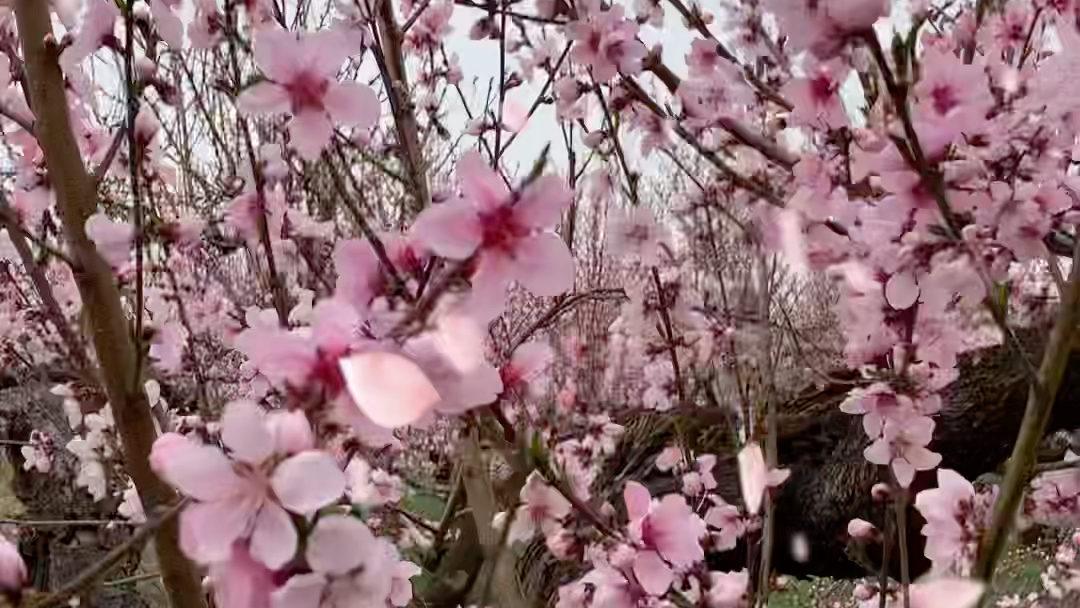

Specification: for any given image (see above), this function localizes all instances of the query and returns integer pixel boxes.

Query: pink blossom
[737,443,790,515]
[847,518,875,538]
[682,454,718,495]
[655,445,684,471]
[500,341,554,398]
[0,535,25,592]
[411,151,575,321]
[149,0,183,49]
[765,0,890,58]
[85,212,133,269]
[188,0,225,49]
[624,481,707,594]
[864,416,942,488]
[783,61,849,129]
[840,383,918,439]
[208,545,275,608]
[271,516,417,608]
[606,205,668,266]
[152,400,346,568]
[345,458,403,507]
[508,471,572,543]
[338,350,441,428]
[567,5,647,82]
[403,0,453,52]
[266,410,315,454]
[908,578,984,608]
[629,106,673,156]
[238,30,380,161]
[706,569,749,608]
[60,0,120,72]
[704,495,746,551]
[686,39,724,78]
[555,77,587,121]
[911,47,991,158]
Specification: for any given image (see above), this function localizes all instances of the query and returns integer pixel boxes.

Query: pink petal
[623,481,652,522]
[297,30,352,80]
[267,410,315,454]
[892,458,917,488]
[253,29,303,82]
[469,253,514,322]
[332,239,381,309]
[179,498,255,563]
[324,82,381,130]
[338,351,442,428]
[863,438,892,466]
[515,175,573,228]
[909,578,984,608]
[306,515,375,575]
[737,444,767,515]
[289,111,333,161]
[885,271,919,310]
[633,550,674,596]
[222,400,274,465]
[249,502,298,569]
[237,82,292,116]
[512,232,575,297]
[158,443,242,502]
[411,200,483,259]
[271,573,326,608]
[906,446,943,471]
[457,150,509,212]
[510,341,554,382]
[271,451,347,514]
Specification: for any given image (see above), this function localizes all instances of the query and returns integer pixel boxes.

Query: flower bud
[871,482,890,501]
[847,518,876,538]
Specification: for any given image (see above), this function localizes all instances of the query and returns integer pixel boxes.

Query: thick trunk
[12,3,206,607]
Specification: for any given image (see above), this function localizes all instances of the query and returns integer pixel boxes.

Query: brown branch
[974,233,1080,588]
[374,0,431,218]
[12,4,206,608]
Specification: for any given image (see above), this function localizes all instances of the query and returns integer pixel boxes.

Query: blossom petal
[271,573,326,608]
[253,29,303,82]
[324,82,380,130]
[237,82,292,116]
[249,502,298,569]
[457,150,509,212]
[289,111,333,161]
[411,200,482,260]
[157,443,242,502]
[624,481,652,522]
[179,498,254,563]
[633,550,674,596]
[909,578,984,608]
[271,451,347,514]
[512,232,575,297]
[516,175,572,228]
[306,515,375,575]
[338,351,442,428]
[222,400,275,465]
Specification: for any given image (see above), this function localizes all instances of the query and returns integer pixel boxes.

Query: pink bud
[609,544,636,569]
[267,410,315,454]
[847,518,875,538]
[853,583,875,601]
[599,502,616,518]
[871,483,890,501]
[0,536,26,592]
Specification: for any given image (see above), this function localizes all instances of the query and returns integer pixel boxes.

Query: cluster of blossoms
[4,0,1080,605]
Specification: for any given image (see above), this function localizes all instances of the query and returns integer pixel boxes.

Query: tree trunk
[13,3,206,608]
